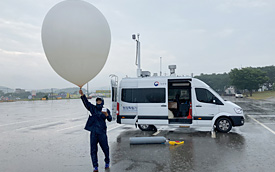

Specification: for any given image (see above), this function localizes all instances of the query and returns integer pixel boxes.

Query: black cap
[96,97,103,101]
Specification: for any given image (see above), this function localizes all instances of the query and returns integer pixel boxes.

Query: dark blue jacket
[81,95,112,133]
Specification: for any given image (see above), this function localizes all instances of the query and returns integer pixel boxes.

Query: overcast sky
[0,0,275,90]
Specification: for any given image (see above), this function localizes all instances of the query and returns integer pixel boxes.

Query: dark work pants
[90,131,110,167]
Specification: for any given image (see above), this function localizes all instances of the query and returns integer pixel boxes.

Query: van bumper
[229,116,244,126]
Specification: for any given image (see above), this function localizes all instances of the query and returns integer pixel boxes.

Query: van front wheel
[215,118,232,133]
[138,124,157,131]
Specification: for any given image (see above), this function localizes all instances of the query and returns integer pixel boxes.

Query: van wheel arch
[138,124,157,131]
[215,116,233,133]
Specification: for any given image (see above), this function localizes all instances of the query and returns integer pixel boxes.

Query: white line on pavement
[57,124,84,132]
[245,123,275,125]
[0,119,43,127]
[16,120,65,131]
[57,123,125,132]
[107,124,125,132]
[252,115,275,118]
[248,115,275,135]
[152,130,161,136]
[16,117,86,131]
[0,115,85,127]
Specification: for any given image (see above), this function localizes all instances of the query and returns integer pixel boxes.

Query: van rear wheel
[215,117,232,133]
[138,124,157,131]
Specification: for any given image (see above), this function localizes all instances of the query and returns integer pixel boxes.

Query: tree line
[0,89,87,101]
[195,65,275,96]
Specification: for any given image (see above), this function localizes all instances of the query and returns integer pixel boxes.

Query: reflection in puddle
[111,129,245,171]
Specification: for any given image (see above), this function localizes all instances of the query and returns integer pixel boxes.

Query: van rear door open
[110,76,118,119]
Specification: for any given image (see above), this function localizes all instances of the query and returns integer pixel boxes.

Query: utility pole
[160,57,162,76]
[51,88,53,100]
[87,82,89,97]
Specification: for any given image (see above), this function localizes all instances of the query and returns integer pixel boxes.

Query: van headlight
[234,107,243,114]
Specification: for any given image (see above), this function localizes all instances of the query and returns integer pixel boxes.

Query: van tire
[215,117,232,133]
[138,124,157,131]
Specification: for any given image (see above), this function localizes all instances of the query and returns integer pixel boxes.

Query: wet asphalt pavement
[0,97,275,172]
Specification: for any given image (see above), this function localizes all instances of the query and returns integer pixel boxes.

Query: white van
[110,34,244,133]
[110,75,244,133]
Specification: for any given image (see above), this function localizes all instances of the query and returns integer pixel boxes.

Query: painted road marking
[152,130,161,136]
[245,123,275,125]
[16,117,86,131]
[57,124,84,132]
[16,120,66,131]
[0,115,85,127]
[252,115,275,118]
[0,119,44,127]
[57,123,125,132]
[248,115,275,135]
[107,124,125,132]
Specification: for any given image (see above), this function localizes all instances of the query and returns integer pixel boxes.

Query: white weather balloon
[42,0,111,87]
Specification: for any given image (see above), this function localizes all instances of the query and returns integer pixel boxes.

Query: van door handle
[196,105,202,107]
[161,105,167,107]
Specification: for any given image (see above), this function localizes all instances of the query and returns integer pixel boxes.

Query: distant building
[15,88,26,94]
[31,90,36,96]
[93,90,111,98]
[258,85,268,92]
[225,86,235,95]
[58,92,67,98]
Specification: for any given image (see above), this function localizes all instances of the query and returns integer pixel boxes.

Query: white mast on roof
[132,33,141,77]
[160,57,162,76]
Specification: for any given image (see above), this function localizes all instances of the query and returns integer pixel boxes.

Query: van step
[169,119,192,124]
[179,126,190,128]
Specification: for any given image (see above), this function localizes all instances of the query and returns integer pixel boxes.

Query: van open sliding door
[168,79,192,124]
[137,79,168,125]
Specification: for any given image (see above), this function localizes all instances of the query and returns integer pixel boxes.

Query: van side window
[195,88,222,105]
[122,88,165,103]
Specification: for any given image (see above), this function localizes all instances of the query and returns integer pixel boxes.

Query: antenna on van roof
[168,65,176,76]
[132,33,142,77]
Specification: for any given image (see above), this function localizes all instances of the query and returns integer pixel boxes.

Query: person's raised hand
[102,111,108,117]
[79,89,84,96]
